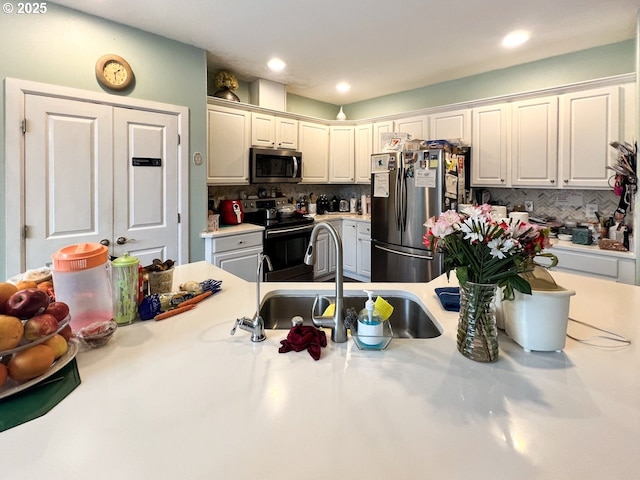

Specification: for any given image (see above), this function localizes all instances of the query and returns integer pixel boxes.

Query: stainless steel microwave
[250,148,302,183]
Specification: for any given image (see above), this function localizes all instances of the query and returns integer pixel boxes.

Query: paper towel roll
[509,212,529,224]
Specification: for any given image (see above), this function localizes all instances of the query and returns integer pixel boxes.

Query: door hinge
[178,213,181,223]
[23,225,29,239]
[21,119,26,134]
[178,134,181,145]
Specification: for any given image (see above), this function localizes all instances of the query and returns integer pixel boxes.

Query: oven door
[263,223,314,281]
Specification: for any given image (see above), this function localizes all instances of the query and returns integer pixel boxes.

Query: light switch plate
[524,200,534,212]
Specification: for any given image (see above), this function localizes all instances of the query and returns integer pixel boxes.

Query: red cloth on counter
[279,325,327,361]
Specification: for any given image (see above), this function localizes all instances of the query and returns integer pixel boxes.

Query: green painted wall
[0,3,208,278]
[345,40,636,120]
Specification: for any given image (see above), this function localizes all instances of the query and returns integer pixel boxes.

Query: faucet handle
[230,317,243,335]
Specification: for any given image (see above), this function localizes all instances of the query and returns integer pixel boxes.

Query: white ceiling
[53,0,639,105]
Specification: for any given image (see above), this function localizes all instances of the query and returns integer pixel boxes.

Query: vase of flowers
[212,70,240,102]
[424,205,555,362]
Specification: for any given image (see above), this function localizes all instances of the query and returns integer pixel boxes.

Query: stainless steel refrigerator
[370,145,469,282]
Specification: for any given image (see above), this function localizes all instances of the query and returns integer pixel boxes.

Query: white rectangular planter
[502,287,576,352]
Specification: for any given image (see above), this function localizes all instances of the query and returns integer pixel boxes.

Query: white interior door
[23,95,180,270]
[112,108,179,266]
[24,95,114,268]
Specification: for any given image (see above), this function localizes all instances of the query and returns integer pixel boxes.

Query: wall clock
[95,54,134,91]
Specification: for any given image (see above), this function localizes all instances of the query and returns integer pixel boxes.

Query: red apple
[59,324,73,341]
[23,313,59,341]
[5,288,50,319]
[45,301,70,322]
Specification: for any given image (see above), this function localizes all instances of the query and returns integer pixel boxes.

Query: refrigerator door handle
[395,159,403,231]
[401,166,408,231]
[374,244,434,260]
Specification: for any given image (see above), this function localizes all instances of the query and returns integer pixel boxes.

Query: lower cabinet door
[213,247,262,282]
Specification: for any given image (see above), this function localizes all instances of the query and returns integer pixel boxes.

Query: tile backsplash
[208,184,629,227]
[487,188,623,224]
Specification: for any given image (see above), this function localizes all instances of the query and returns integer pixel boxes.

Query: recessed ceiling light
[502,30,530,48]
[336,82,351,93]
[268,58,286,72]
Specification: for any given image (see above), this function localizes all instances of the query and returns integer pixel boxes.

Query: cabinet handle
[564,179,569,184]
[550,179,555,184]
[500,178,505,183]
[238,240,244,244]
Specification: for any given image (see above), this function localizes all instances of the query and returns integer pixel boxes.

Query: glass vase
[457,281,499,363]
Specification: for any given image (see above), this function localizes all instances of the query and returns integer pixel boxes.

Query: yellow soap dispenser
[357,290,384,346]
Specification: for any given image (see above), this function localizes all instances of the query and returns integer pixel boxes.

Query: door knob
[116,236,129,245]
[100,239,110,246]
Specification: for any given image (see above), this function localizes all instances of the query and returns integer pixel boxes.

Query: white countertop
[199,223,264,238]
[1,262,638,479]
[314,212,370,222]
[550,237,635,259]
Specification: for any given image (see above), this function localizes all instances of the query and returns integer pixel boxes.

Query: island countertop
[1,262,638,479]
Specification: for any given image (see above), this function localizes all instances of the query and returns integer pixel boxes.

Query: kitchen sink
[259,291,442,339]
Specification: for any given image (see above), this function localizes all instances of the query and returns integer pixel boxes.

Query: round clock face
[103,60,128,86]
[96,54,134,90]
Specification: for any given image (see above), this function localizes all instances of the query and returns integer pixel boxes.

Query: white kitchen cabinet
[510,96,559,187]
[547,247,635,285]
[373,121,393,153]
[204,231,263,282]
[342,219,371,282]
[207,104,251,184]
[314,220,340,280]
[356,222,371,279]
[251,112,298,149]
[355,123,373,183]
[558,86,620,188]
[342,220,358,274]
[429,109,471,144]
[329,125,355,183]
[299,121,329,183]
[471,103,510,187]
[621,82,636,144]
[394,115,429,141]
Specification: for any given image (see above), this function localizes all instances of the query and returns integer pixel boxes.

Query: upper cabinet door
[471,104,510,187]
[430,109,471,144]
[510,96,558,187]
[299,121,329,183]
[251,112,276,148]
[355,124,373,183]
[207,105,251,184]
[276,117,299,150]
[251,113,299,149]
[394,115,429,141]
[372,121,393,153]
[329,125,355,183]
[559,86,620,188]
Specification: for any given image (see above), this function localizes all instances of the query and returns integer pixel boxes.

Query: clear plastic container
[51,243,113,333]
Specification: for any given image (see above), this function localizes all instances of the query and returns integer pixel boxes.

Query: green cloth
[0,358,81,432]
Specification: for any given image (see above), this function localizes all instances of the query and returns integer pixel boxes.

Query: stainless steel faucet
[304,222,347,343]
[230,253,272,342]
